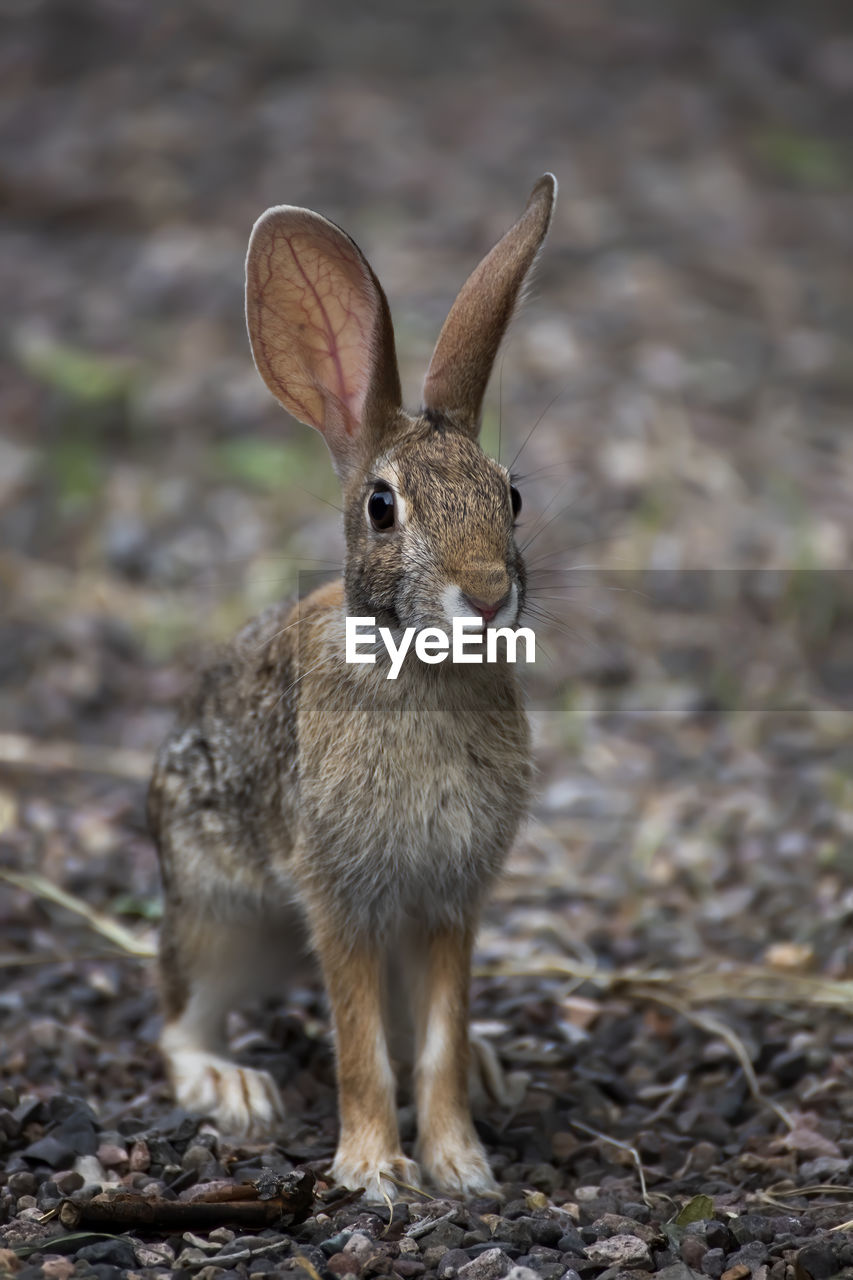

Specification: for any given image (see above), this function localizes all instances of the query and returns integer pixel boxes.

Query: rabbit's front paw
[420,1135,497,1196]
[169,1050,284,1137]
[331,1150,421,1202]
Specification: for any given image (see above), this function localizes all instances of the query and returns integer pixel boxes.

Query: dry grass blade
[634,988,794,1130]
[570,1119,652,1206]
[380,1182,395,1229]
[478,952,811,1131]
[759,1183,853,1215]
[0,952,110,967]
[475,954,853,1013]
[672,965,853,1009]
[0,869,156,958]
[385,1174,435,1201]
[0,731,152,780]
[476,952,853,1008]
[780,1184,853,1198]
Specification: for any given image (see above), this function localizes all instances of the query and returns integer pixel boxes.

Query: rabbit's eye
[510,485,522,519]
[367,486,395,531]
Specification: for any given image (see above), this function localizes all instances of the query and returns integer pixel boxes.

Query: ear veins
[252,244,315,428]
[269,225,369,435]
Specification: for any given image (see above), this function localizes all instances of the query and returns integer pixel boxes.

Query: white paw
[331,1151,422,1202]
[420,1136,497,1196]
[167,1049,284,1137]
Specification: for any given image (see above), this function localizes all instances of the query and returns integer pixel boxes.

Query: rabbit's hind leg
[158,906,294,1137]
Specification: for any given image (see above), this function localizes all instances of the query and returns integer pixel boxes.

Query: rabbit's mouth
[441,581,521,632]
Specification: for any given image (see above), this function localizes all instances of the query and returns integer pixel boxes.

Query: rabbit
[149,174,557,1201]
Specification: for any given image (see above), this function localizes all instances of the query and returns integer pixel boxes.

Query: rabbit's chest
[293,666,531,927]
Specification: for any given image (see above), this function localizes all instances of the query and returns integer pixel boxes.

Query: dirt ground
[1,2,853,1277]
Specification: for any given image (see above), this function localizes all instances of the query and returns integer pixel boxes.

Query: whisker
[295,487,343,514]
[251,612,309,653]
[516,479,576,553]
[527,591,609,607]
[508,388,568,472]
[524,603,605,652]
[525,533,622,566]
[520,500,579,554]
[528,635,555,667]
[512,459,577,483]
[269,655,338,715]
[527,563,605,576]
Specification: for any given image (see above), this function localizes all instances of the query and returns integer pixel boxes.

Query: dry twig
[570,1119,652,1207]
[0,731,151,780]
[0,869,156,958]
[59,1172,315,1231]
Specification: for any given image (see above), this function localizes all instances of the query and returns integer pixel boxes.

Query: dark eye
[367,485,395,531]
[510,485,522,519]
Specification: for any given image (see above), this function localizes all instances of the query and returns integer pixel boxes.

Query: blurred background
[1,0,853,1201]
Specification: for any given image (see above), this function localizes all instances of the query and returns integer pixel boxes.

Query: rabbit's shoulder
[149,582,346,824]
[148,593,304,838]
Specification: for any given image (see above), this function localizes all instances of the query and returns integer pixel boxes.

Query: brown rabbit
[149,175,557,1199]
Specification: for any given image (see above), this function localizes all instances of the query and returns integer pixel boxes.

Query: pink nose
[462,592,509,624]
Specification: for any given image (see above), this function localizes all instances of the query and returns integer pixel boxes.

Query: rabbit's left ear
[246,207,402,478]
[423,175,556,438]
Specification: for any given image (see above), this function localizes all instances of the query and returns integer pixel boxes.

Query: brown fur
[150,176,557,1199]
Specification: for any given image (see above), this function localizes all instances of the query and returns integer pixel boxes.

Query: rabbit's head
[246,176,556,634]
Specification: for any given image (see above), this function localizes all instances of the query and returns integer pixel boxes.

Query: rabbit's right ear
[423,175,556,438]
[246,207,402,477]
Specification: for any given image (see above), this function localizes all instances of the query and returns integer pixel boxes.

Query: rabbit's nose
[461,590,510,623]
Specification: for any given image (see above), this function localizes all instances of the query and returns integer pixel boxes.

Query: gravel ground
[2,1,853,1277]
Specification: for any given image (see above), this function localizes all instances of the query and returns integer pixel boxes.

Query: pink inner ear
[248,211,378,440]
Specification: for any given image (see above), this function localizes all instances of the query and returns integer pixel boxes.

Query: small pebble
[177,1246,214,1267]
[129,1139,150,1172]
[556,1227,586,1256]
[794,1242,839,1280]
[22,1135,76,1168]
[394,1260,427,1278]
[134,1242,176,1268]
[437,1249,472,1278]
[457,1247,514,1280]
[41,1257,75,1280]
[76,1238,139,1270]
[585,1235,652,1267]
[657,1265,703,1280]
[7,1171,36,1198]
[73,1154,107,1187]
[343,1230,377,1262]
[96,1142,128,1170]
[53,1170,84,1195]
